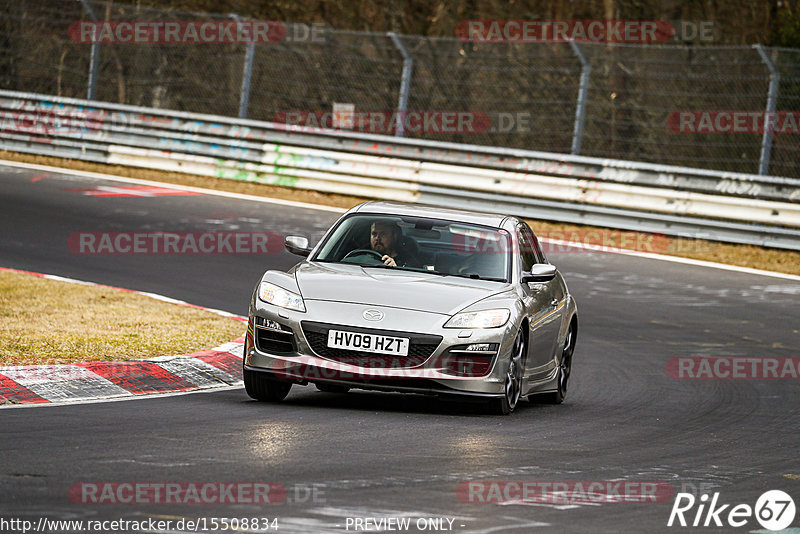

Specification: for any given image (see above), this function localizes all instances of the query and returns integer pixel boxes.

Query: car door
[518,222,564,382]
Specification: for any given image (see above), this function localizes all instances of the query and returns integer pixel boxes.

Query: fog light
[465,343,492,351]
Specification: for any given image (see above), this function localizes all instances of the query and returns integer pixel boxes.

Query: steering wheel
[342,248,386,265]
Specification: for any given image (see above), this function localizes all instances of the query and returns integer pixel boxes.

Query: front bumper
[245,299,516,397]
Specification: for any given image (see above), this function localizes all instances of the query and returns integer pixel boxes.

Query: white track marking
[0,158,345,213]
[3,158,796,280]
[541,237,800,281]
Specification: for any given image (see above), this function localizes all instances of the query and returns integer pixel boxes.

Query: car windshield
[313,214,510,282]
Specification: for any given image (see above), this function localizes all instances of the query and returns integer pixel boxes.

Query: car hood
[294,262,509,315]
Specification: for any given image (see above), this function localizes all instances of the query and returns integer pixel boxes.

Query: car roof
[351,201,509,228]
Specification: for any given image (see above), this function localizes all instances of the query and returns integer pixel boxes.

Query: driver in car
[370,220,419,268]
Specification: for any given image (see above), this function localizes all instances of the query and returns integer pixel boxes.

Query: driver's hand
[382,255,397,267]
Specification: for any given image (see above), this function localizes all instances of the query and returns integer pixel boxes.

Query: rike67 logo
[668,490,796,530]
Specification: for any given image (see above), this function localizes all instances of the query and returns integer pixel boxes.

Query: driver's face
[370,222,396,256]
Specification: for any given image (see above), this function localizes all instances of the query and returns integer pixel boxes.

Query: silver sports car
[244,201,577,414]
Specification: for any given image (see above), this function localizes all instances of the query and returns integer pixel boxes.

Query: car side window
[517,223,545,270]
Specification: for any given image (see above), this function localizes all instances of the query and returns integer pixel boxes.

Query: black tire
[243,367,292,402]
[315,382,351,394]
[486,330,526,415]
[542,321,575,405]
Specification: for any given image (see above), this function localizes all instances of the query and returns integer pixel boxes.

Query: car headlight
[444,308,510,329]
[258,282,306,312]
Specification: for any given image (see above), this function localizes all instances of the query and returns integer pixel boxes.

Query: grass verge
[2,150,799,276]
[0,270,244,366]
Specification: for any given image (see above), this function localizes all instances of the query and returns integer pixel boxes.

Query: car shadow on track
[239,387,565,417]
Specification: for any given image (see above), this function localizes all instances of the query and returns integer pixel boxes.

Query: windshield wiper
[362,264,439,273]
[420,270,507,282]
[354,265,506,282]
[359,263,396,270]
[448,272,507,282]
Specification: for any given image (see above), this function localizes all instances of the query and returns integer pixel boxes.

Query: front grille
[301,321,442,369]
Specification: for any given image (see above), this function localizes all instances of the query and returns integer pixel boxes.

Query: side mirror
[285,235,311,257]
[521,263,557,283]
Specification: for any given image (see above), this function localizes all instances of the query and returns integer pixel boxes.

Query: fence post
[754,44,780,176]
[231,14,255,119]
[569,41,591,155]
[388,32,413,137]
[78,0,100,101]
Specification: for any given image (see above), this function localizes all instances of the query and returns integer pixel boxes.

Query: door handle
[550,298,559,307]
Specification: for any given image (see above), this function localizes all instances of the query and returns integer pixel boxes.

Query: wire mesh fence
[2,0,799,178]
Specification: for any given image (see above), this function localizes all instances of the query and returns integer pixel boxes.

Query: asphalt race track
[1,163,799,533]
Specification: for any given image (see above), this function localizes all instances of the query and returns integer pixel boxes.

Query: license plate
[327,330,409,356]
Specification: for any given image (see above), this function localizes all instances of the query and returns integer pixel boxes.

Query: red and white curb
[0,267,246,406]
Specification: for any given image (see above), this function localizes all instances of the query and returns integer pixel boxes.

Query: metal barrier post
[569,41,591,155]
[78,0,100,100]
[754,44,780,176]
[232,14,255,119]
[388,32,413,137]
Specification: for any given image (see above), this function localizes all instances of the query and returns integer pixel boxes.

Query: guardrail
[2,89,800,250]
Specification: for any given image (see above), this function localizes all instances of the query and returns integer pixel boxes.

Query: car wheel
[315,383,351,394]
[243,367,292,402]
[543,321,575,404]
[487,330,526,415]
